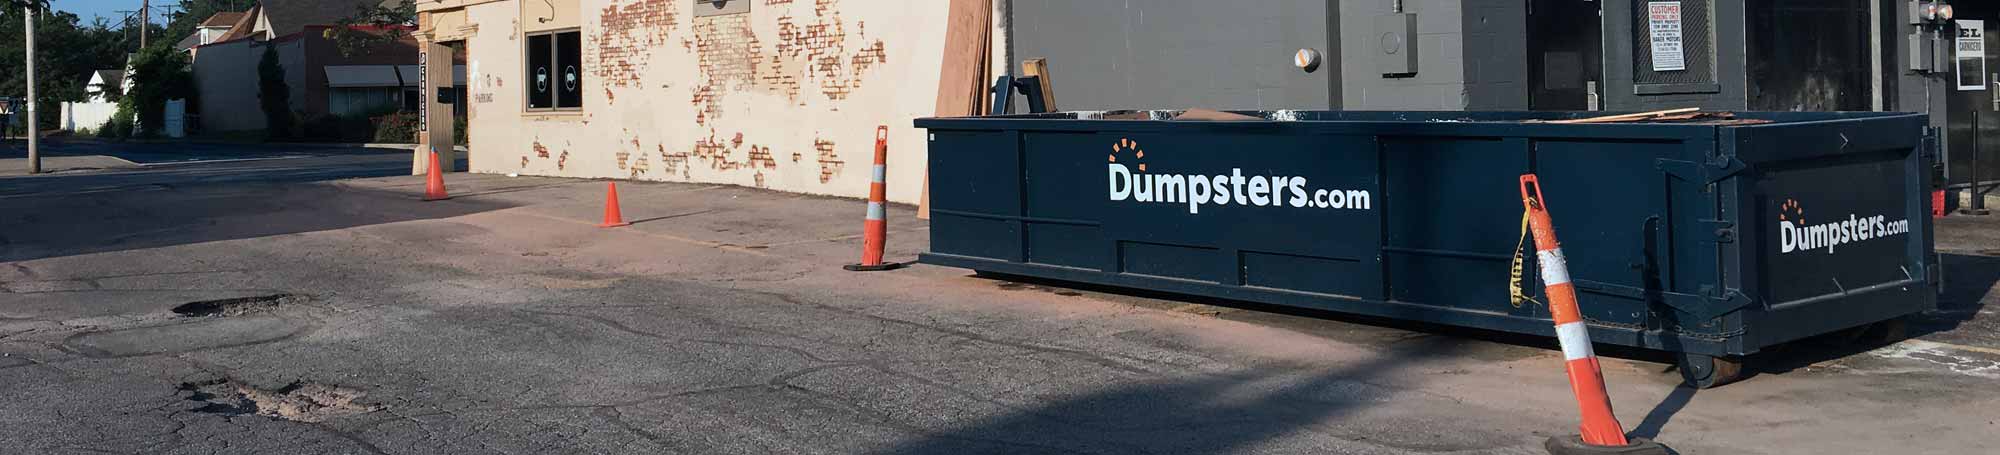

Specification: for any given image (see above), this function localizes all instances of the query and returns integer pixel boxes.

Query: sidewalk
[0,154,138,174]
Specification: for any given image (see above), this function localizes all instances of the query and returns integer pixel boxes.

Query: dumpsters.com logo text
[1105,138,1372,214]
[1776,198,1909,254]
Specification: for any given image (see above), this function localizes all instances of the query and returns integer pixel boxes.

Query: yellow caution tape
[1510,208,1542,309]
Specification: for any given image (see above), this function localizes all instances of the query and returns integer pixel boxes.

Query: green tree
[327,0,415,57]
[126,45,194,137]
[2,3,132,127]
[257,44,292,138]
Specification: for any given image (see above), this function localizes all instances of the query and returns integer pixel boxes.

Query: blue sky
[50,1,165,27]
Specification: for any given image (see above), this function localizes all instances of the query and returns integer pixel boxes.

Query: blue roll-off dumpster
[915,110,1938,387]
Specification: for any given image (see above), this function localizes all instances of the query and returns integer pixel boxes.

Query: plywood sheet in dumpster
[1094,132,1383,298]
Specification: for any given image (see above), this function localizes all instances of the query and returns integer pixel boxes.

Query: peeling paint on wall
[593,0,681,88]
[813,138,842,184]
[462,0,946,203]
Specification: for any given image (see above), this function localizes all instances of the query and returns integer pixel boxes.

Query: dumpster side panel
[1022,132,1113,269]
[1729,114,1937,347]
[1092,131,1385,297]
[1380,137,1538,317]
[1533,139,1697,331]
[929,130,1025,262]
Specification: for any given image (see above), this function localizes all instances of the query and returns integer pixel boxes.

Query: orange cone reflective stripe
[845,126,902,272]
[1520,174,1630,447]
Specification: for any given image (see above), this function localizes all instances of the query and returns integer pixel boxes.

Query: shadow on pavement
[1748,253,1997,376]
[875,336,1471,454]
[0,157,510,263]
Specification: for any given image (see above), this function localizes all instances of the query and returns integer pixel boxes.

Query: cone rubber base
[1544,436,1671,455]
[843,262,907,272]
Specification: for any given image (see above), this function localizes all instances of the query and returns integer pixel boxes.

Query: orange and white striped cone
[845,126,904,272]
[1521,175,1670,455]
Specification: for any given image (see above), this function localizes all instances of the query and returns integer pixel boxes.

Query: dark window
[526,33,553,109]
[556,31,582,109]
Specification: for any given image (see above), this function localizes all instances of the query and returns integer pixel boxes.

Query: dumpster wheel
[1676,353,1746,389]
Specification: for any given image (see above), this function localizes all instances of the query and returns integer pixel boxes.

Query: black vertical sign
[419,51,430,132]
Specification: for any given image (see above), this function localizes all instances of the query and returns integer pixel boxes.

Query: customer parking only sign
[1958,20,1986,91]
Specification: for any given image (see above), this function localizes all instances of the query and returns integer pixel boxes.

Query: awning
[395,65,470,86]
[324,65,403,88]
[328,65,470,88]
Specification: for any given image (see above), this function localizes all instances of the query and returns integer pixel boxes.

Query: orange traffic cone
[1522,175,1670,455]
[422,148,449,201]
[598,181,630,228]
[845,126,904,271]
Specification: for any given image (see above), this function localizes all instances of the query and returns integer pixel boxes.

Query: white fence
[59,99,187,138]
[60,101,118,132]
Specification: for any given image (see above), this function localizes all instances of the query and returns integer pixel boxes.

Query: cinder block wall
[459,0,949,204]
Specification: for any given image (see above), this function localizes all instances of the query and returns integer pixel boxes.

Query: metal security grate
[1632,0,1714,86]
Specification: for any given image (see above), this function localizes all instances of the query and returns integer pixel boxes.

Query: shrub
[371,112,419,143]
[128,46,196,138]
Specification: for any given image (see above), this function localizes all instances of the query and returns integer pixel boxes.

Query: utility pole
[139,0,149,49]
[24,2,40,174]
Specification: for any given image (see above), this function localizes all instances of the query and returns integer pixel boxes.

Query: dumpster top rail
[934,109,1915,125]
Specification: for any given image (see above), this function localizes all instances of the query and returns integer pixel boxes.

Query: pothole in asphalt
[171,294,301,317]
[178,378,377,422]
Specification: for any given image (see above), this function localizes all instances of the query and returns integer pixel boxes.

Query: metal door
[1009,0,1335,110]
[1529,0,1605,110]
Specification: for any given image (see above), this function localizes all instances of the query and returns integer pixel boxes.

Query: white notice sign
[1648,2,1686,72]
[1957,20,1986,91]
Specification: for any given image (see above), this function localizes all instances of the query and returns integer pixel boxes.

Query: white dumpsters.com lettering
[1779,214,1909,254]
[1107,164,1371,214]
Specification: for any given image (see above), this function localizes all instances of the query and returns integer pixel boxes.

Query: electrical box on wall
[1375,14,1418,77]
[1912,31,1935,72]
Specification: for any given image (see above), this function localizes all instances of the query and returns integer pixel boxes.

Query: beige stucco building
[412,0,951,204]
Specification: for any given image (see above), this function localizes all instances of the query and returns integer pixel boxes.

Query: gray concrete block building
[1009,1,1999,192]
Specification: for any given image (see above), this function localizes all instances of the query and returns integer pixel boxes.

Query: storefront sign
[1648,2,1686,72]
[1958,20,1987,91]
[419,52,430,132]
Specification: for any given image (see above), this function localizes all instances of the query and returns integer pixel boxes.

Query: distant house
[189,0,463,133]
[84,69,126,103]
[175,12,249,52]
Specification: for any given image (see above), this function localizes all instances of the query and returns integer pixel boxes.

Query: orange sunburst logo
[1110,138,1146,172]
[1778,198,1804,224]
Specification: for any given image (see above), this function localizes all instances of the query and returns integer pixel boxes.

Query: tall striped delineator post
[845,126,905,272]
[1521,175,1670,455]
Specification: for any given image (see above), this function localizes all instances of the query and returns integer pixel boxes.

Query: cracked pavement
[1,147,1998,454]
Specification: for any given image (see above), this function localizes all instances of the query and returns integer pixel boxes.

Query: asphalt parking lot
[1,148,1996,454]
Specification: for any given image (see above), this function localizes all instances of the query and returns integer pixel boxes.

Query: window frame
[523,28,584,114]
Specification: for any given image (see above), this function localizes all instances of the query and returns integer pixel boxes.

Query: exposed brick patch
[616,150,631,170]
[631,152,651,176]
[558,150,571,170]
[814,138,843,184]
[687,14,762,123]
[521,156,530,168]
[747,145,778,169]
[593,0,681,88]
[533,141,550,158]
[659,143,692,178]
